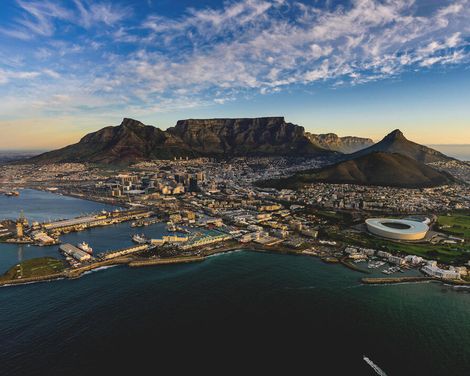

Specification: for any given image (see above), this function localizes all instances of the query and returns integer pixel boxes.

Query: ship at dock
[131,217,160,228]
[166,221,177,232]
[4,190,20,197]
[132,234,149,244]
[77,242,93,254]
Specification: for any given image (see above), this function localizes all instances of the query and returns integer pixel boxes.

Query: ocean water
[0,188,118,223]
[428,144,470,161]
[0,190,469,375]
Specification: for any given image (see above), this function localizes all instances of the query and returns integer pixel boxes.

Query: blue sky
[0,0,469,149]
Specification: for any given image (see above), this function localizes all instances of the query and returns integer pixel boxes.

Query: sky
[0,0,469,150]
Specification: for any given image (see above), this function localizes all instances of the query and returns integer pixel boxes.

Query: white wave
[81,265,118,276]
[206,249,242,258]
[364,356,388,376]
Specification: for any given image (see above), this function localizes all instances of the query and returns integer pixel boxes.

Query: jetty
[361,276,436,284]
[129,256,205,267]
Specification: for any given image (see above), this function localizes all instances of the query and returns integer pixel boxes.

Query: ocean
[0,190,469,375]
[428,144,470,161]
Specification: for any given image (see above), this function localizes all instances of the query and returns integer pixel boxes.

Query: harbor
[0,188,470,376]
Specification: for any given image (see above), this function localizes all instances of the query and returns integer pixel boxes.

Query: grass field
[437,213,470,240]
[328,229,469,264]
[0,257,65,281]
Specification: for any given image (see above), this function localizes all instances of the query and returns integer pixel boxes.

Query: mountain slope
[29,117,331,165]
[346,129,453,163]
[260,152,455,189]
[306,133,374,153]
[30,118,193,165]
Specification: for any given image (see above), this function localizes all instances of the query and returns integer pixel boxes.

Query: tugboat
[77,242,93,254]
[132,234,148,244]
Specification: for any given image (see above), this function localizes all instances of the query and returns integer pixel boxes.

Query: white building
[366,218,429,240]
[422,265,460,280]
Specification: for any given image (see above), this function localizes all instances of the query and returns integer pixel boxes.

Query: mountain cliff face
[168,117,325,156]
[346,129,453,163]
[30,117,330,165]
[30,118,192,165]
[260,152,455,189]
[306,133,374,153]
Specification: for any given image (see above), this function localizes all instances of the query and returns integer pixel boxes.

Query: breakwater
[340,258,371,274]
[0,272,65,287]
[361,276,436,284]
[129,256,205,267]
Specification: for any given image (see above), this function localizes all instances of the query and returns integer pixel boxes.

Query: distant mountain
[29,117,331,165]
[260,152,455,189]
[305,133,374,153]
[346,129,453,163]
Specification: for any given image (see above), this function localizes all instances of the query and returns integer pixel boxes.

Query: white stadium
[365,218,429,241]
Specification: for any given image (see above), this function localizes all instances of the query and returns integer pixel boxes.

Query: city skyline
[1,0,470,149]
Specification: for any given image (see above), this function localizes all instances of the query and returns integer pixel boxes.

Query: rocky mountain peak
[120,118,146,129]
[384,129,406,141]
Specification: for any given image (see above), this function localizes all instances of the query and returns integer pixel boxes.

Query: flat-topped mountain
[261,152,455,189]
[306,133,374,153]
[29,117,330,165]
[167,117,325,156]
[346,129,453,163]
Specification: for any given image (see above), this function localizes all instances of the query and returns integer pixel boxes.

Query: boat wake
[363,356,388,376]
[283,286,316,290]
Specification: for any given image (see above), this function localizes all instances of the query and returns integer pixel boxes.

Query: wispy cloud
[0,0,128,40]
[0,0,469,119]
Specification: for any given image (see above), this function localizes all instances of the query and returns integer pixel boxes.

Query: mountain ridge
[259,152,456,189]
[29,117,332,165]
[306,132,374,153]
[345,128,453,163]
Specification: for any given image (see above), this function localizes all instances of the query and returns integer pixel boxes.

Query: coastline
[2,242,468,288]
[1,189,468,289]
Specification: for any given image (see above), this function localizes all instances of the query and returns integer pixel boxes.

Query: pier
[42,209,152,234]
[102,244,149,260]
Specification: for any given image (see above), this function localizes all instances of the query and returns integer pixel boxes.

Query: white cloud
[1,0,469,118]
[2,0,128,40]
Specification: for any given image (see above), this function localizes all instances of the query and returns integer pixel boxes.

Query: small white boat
[132,234,148,244]
[363,356,388,376]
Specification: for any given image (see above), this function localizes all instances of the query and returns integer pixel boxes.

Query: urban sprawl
[0,157,469,286]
